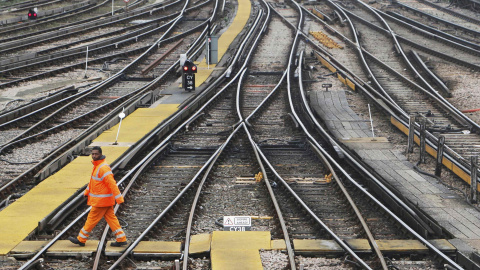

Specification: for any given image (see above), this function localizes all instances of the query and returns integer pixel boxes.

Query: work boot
[68,237,85,247]
[111,241,127,247]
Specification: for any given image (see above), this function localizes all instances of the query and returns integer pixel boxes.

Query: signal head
[182,60,197,73]
[28,9,37,19]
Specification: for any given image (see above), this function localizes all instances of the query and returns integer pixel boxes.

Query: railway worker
[68,146,128,247]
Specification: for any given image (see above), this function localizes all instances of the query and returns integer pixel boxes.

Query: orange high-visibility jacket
[84,156,124,207]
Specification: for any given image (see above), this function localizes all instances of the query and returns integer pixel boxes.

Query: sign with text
[322,83,332,91]
[183,73,195,91]
[223,216,251,231]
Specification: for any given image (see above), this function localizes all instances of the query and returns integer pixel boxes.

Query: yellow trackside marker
[324,173,332,183]
[254,172,263,182]
[309,31,343,49]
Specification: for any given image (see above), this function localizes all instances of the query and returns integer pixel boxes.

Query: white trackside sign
[223,216,251,231]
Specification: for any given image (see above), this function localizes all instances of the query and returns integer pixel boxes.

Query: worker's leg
[77,206,108,243]
[104,206,127,242]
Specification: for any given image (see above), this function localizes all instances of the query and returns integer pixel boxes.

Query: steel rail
[39,11,218,230]
[18,0,267,267]
[414,0,480,25]
[181,123,243,270]
[106,142,225,269]
[393,2,480,36]
[353,1,457,98]
[0,10,213,200]
[17,0,195,267]
[300,3,480,202]
[313,44,480,212]
[0,0,101,26]
[0,1,187,58]
[253,140,375,268]
[236,66,296,270]
[0,0,211,88]
[311,3,479,180]
[332,2,480,182]
[108,5,270,266]
[336,4,404,113]
[293,52,465,270]
[0,87,77,126]
[242,124,297,269]
[300,50,389,269]
[0,11,205,153]
[0,0,180,49]
[90,141,169,270]
[0,11,181,75]
[386,12,480,50]
[282,10,372,265]
[345,4,470,122]
[0,0,172,40]
[0,0,111,35]
[355,1,480,132]
[94,10,225,270]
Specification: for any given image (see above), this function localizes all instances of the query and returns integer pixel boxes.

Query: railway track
[0,0,183,57]
[0,0,478,269]
[0,0,121,36]
[0,1,214,203]
[297,0,480,200]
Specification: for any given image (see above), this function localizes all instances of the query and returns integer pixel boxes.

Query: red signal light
[28,9,37,19]
[183,66,189,71]
[191,66,196,72]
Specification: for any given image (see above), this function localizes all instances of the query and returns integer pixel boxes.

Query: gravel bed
[0,128,84,190]
[296,256,348,269]
[249,17,292,71]
[2,128,84,163]
[433,62,480,124]
[261,250,289,269]
[395,0,480,31]
[188,258,210,270]
[0,70,106,112]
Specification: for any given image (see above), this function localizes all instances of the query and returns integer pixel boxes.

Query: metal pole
[435,136,445,177]
[419,117,426,164]
[84,46,89,78]
[471,156,478,203]
[207,37,210,69]
[407,115,415,154]
[112,0,114,16]
[114,108,125,145]
[367,104,375,138]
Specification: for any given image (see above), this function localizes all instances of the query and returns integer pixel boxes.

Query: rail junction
[0,0,480,269]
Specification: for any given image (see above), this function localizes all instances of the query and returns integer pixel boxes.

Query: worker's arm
[103,169,124,204]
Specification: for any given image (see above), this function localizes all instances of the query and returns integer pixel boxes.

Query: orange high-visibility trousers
[77,206,127,243]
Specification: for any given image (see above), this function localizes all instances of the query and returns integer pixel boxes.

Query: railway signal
[182,60,197,73]
[182,59,197,92]
[28,8,37,20]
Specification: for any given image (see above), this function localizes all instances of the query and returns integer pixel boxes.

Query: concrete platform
[10,241,48,259]
[211,231,271,270]
[105,240,181,258]
[293,239,455,255]
[189,233,212,254]
[46,240,99,257]
[194,0,251,87]
[309,88,480,259]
